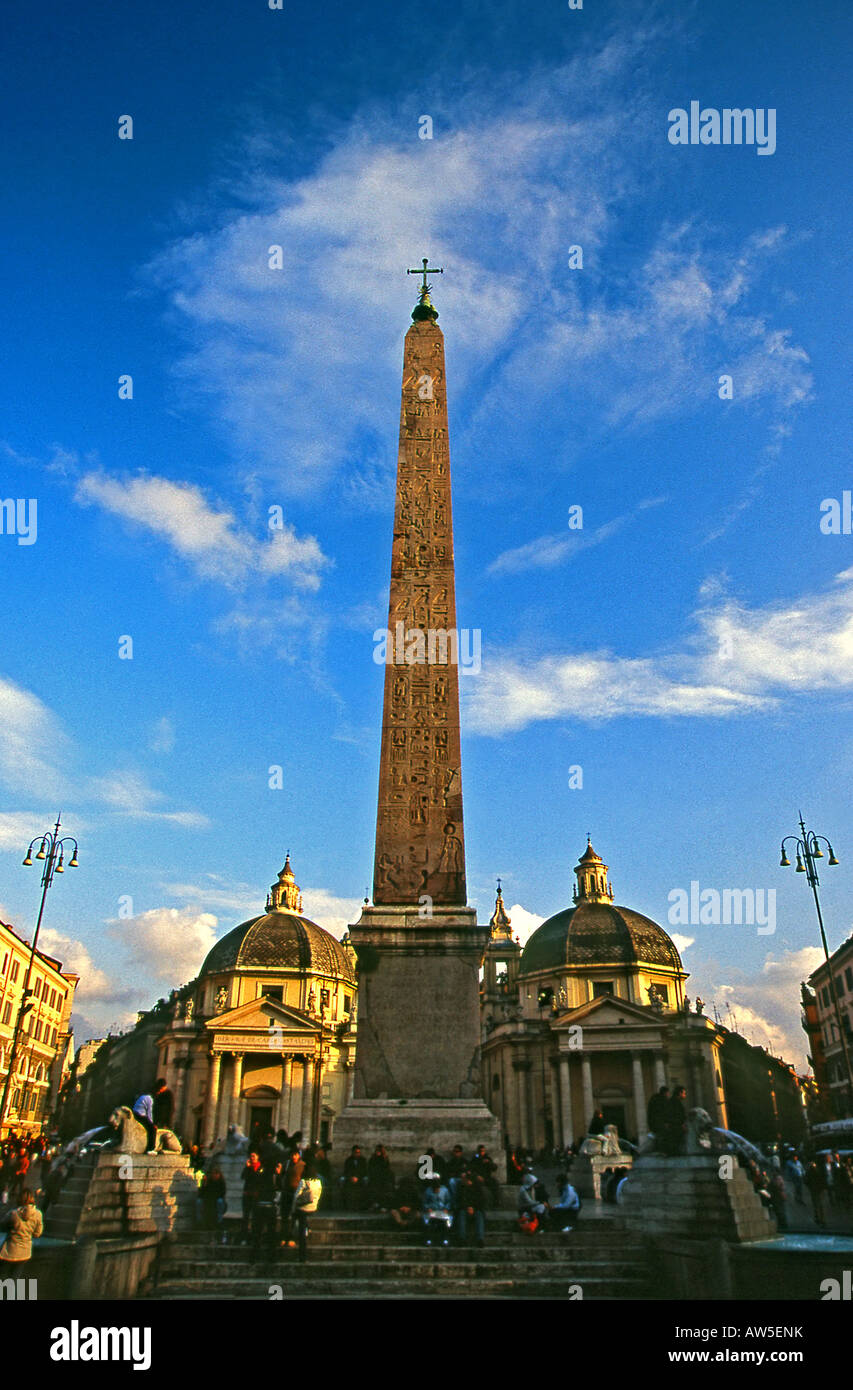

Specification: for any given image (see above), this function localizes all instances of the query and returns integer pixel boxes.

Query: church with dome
[153,854,358,1150]
[479,841,731,1150]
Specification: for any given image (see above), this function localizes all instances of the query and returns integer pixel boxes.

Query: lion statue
[107,1105,148,1154]
[154,1128,181,1153]
[685,1107,715,1154]
[580,1123,623,1157]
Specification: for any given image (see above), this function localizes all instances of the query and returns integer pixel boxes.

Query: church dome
[199,855,356,984]
[519,840,682,976]
[200,910,355,982]
[520,900,682,975]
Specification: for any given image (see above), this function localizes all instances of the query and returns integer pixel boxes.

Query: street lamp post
[0,815,79,1134]
[780,813,852,1116]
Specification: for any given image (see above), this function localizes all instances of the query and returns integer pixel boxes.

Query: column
[654,1053,667,1090]
[581,1055,594,1132]
[514,1062,529,1147]
[229,1053,243,1129]
[201,1052,222,1150]
[559,1055,574,1148]
[277,1057,293,1133]
[300,1056,314,1138]
[172,1054,188,1137]
[632,1052,647,1137]
[345,1058,355,1104]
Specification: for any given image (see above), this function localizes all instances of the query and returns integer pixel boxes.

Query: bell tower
[573,839,614,904]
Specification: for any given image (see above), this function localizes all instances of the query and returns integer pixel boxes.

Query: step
[162,1245,647,1267]
[148,1275,653,1299]
[160,1258,649,1280]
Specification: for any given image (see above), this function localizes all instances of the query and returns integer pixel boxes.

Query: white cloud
[108,908,220,987]
[467,650,768,735]
[670,934,695,956]
[75,472,330,592]
[697,567,853,694]
[302,888,364,939]
[690,947,825,1070]
[467,566,853,734]
[37,927,117,1003]
[505,904,545,949]
[0,677,69,801]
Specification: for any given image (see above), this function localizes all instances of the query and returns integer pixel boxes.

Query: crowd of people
[196,1132,586,1257]
[4,1077,853,1269]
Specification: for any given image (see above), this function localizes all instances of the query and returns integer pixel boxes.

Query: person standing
[198,1166,227,1237]
[804,1158,828,1227]
[662,1086,687,1156]
[646,1086,670,1139]
[341,1145,367,1212]
[0,1189,43,1264]
[453,1169,487,1247]
[240,1151,262,1244]
[366,1144,394,1211]
[292,1162,323,1262]
[783,1152,805,1205]
[252,1157,281,1258]
[470,1145,499,1204]
[152,1078,174,1132]
[280,1143,306,1244]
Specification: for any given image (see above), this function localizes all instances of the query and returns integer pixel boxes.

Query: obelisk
[333,262,502,1168]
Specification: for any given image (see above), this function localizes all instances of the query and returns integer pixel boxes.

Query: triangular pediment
[553,995,664,1031]
[204,997,317,1034]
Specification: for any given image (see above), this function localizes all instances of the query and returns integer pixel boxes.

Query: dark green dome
[520,900,682,975]
[200,910,355,984]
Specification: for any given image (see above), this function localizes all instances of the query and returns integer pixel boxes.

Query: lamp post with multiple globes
[779,814,852,1116]
[0,815,79,1133]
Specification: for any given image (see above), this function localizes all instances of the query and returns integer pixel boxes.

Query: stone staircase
[142,1212,661,1299]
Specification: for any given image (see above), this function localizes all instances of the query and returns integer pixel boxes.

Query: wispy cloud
[89,770,210,829]
[467,566,853,734]
[144,33,810,502]
[0,677,70,802]
[0,673,208,833]
[488,496,667,576]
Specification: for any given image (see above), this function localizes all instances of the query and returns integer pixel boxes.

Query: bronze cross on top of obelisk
[407,257,443,295]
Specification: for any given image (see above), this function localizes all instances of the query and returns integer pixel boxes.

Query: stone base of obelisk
[332,1099,504,1180]
[333,903,505,1178]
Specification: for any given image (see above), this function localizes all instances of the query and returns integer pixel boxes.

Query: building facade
[0,917,78,1137]
[480,842,732,1151]
[157,856,357,1150]
[804,931,853,1116]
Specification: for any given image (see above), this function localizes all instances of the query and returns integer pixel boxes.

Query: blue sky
[1,0,852,1064]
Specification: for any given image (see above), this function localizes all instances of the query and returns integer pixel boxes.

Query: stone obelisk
[333,262,502,1168]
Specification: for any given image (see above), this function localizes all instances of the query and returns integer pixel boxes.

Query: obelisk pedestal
[332,905,503,1171]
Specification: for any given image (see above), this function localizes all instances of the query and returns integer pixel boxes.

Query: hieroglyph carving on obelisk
[373,262,466,907]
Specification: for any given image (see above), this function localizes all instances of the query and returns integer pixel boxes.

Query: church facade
[479,842,731,1150]
[154,856,357,1149]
